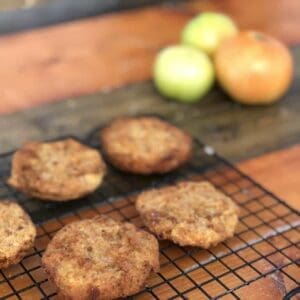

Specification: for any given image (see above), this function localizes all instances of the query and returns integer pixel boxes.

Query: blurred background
[0,0,299,207]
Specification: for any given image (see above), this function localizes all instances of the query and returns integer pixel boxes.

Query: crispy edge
[42,216,160,299]
[100,116,193,174]
[0,201,36,269]
[7,139,106,201]
[136,181,239,248]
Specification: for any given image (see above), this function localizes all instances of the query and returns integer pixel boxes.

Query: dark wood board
[0,47,299,162]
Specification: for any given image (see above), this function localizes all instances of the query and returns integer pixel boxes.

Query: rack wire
[0,118,299,300]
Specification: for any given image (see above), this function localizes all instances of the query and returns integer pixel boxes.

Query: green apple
[181,12,238,56]
[153,45,214,103]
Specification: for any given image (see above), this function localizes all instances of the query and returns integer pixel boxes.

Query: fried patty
[42,216,159,300]
[100,116,193,174]
[136,181,239,248]
[8,139,106,201]
[0,201,36,269]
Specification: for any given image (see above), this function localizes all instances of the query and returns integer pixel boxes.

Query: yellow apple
[181,12,238,56]
[153,45,215,103]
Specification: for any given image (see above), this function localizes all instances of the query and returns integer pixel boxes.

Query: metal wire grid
[0,123,299,299]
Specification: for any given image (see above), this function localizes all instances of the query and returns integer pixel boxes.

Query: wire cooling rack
[0,118,299,300]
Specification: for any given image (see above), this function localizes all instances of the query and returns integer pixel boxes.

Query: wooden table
[0,0,299,210]
[0,1,299,299]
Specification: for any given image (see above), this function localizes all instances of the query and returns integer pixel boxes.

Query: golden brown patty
[100,116,193,174]
[8,139,106,201]
[0,201,36,269]
[136,181,239,248]
[42,216,159,300]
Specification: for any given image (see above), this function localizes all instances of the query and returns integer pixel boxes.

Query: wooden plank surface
[239,145,300,210]
[0,0,300,114]
[0,7,188,113]
[0,81,299,210]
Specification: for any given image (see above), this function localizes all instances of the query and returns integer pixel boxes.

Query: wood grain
[0,7,188,114]
[0,0,299,113]
[239,145,300,210]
